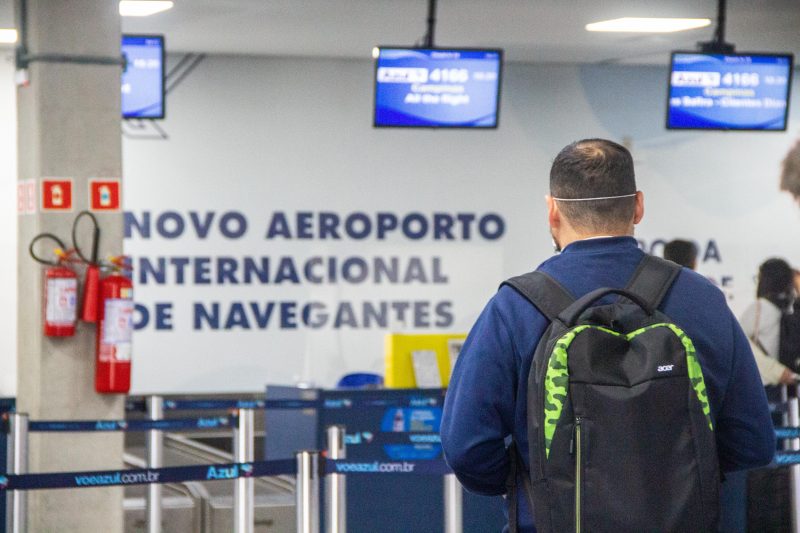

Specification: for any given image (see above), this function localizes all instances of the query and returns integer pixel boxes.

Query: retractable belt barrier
[776,427,800,440]
[4,394,460,533]
[25,416,235,432]
[125,396,440,413]
[775,451,800,466]
[126,398,266,411]
[0,458,451,492]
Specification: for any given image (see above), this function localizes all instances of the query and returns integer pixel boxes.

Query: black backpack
[502,255,720,532]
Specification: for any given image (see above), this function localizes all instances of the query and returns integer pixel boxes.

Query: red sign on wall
[89,179,121,212]
[41,178,73,211]
[17,179,36,215]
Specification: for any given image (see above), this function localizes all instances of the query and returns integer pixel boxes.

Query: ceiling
[3,0,800,64]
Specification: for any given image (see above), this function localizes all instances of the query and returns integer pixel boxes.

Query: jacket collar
[560,236,640,255]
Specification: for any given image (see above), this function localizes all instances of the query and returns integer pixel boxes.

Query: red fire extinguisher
[95,258,133,394]
[29,234,78,337]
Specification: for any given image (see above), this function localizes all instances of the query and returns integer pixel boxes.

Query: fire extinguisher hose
[29,233,69,266]
[72,210,100,266]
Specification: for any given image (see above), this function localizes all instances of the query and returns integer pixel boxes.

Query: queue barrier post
[325,426,346,533]
[443,473,463,533]
[234,408,255,533]
[146,395,164,533]
[296,451,320,533]
[790,387,800,533]
[6,413,28,533]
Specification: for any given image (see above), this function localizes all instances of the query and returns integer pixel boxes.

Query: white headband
[551,193,636,202]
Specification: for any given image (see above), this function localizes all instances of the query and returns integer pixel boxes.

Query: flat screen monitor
[374,47,502,128]
[122,35,165,119]
[667,52,793,131]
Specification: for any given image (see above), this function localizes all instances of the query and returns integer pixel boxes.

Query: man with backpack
[441,139,775,532]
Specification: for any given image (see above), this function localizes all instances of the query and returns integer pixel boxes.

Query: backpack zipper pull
[570,417,582,455]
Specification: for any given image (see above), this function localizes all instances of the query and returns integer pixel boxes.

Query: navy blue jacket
[441,237,775,532]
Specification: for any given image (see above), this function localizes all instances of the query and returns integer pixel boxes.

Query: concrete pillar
[15,1,124,531]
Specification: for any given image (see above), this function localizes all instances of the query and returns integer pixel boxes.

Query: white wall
[0,53,17,397]
[121,55,800,393]
[2,53,798,396]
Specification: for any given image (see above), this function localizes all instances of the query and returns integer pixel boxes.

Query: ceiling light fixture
[0,29,18,44]
[119,1,174,17]
[585,17,711,33]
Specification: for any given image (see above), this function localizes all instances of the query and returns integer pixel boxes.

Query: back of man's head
[663,239,698,270]
[550,138,637,234]
[781,139,800,202]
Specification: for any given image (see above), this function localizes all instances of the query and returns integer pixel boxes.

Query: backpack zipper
[574,416,582,533]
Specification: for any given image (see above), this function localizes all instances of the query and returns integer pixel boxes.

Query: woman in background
[740,258,798,386]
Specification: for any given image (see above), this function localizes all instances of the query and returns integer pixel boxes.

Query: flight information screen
[667,52,793,130]
[122,35,165,119]
[374,47,502,128]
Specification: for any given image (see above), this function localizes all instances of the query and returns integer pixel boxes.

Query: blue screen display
[122,35,165,119]
[374,48,502,128]
[667,52,793,130]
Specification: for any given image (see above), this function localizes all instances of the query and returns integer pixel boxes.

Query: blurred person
[738,260,799,531]
[779,270,800,378]
[740,258,798,386]
[780,139,800,202]
[663,239,699,270]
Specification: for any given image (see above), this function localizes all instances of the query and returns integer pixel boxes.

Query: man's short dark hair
[781,139,800,201]
[663,239,698,269]
[550,138,637,233]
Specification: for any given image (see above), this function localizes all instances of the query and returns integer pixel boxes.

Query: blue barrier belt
[0,459,297,491]
[324,458,451,476]
[774,451,800,466]
[0,457,453,491]
[126,393,446,412]
[362,432,441,445]
[28,416,237,432]
[163,399,269,410]
[775,427,800,440]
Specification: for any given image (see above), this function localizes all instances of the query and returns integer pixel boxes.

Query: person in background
[780,270,800,373]
[737,260,800,531]
[740,258,799,386]
[663,239,699,269]
[780,139,800,202]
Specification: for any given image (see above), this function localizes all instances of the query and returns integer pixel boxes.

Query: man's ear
[546,195,560,228]
[633,191,645,225]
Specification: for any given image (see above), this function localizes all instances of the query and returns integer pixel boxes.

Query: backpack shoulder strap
[501,271,575,321]
[624,255,682,310]
[506,441,535,533]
